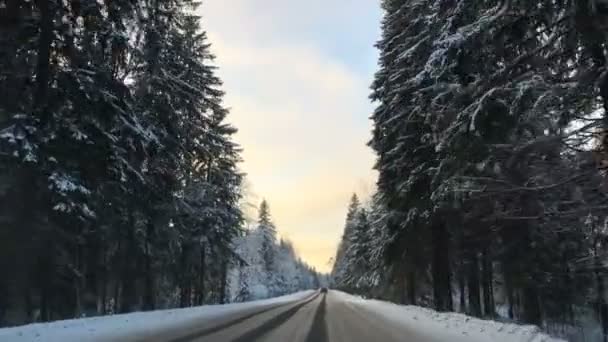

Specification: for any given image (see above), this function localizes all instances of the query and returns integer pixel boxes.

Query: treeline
[0,0,244,326]
[333,0,608,340]
[228,200,321,302]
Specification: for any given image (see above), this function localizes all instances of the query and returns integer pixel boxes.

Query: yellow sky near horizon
[201,1,381,273]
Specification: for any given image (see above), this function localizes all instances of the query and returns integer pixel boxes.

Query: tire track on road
[168,292,319,342]
[230,293,320,342]
[306,293,328,342]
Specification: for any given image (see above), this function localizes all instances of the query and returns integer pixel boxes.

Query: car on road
[320,287,328,293]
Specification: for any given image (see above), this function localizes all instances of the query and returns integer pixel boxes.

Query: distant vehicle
[320,287,328,293]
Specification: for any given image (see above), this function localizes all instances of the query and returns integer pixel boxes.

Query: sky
[200,1,382,273]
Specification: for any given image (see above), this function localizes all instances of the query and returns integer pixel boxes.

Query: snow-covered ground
[332,291,565,342]
[0,290,569,342]
[0,290,314,342]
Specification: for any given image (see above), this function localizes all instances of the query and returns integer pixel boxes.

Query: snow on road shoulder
[0,290,315,342]
[331,291,565,342]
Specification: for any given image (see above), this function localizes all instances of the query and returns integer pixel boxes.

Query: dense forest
[332,0,608,341]
[0,0,317,327]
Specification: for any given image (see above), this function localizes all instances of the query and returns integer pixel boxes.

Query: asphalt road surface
[142,290,441,342]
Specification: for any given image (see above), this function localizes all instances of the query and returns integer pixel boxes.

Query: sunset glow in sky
[200,1,382,273]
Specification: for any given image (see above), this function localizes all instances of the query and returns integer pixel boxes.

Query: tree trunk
[522,284,541,325]
[119,224,137,313]
[456,226,467,313]
[40,280,50,322]
[467,252,482,317]
[508,294,515,319]
[113,236,122,314]
[432,220,452,311]
[595,247,608,342]
[458,264,466,313]
[197,243,206,305]
[98,270,106,315]
[35,0,53,113]
[142,221,155,311]
[481,249,494,317]
[99,238,107,315]
[179,243,191,308]
[503,269,515,319]
[407,268,417,305]
[219,257,228,304]
[24,286,33,323]
[37,241,54,322]
[74,243,83,318]
[84,236,100,316]
[396,268,405,304]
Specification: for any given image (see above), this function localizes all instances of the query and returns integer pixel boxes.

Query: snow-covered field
[333,291,565,342]
[0,290,314,342]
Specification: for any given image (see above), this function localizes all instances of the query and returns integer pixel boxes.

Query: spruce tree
[331,193,360,289]
[362,0,608,335]
[257,200,277,289]
[0,0,246,324]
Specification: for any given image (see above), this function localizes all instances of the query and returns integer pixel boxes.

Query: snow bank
[0,290,315,342]
[332,291,565,342]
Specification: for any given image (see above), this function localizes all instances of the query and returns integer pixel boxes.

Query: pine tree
[0,0,246,325]
[344,209,372,292]
[331,193,360,289]
[0,0,157,321]
[227,210,319,302]
[255,199,289,296]
[361,0,608,336]
[258,200,277,275]
[369,0,447,308]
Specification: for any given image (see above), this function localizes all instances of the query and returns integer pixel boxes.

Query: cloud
[201,1,381,273]
[201,0,381,48]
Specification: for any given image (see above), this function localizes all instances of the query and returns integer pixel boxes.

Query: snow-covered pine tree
[365,0,608,337]
[369,0,446,308]
[257,200,277,277]
[227,206,320,302]
[331,193,360,289]
[421,0,608,325]
[136,2,244,307]
[365,193,391,299]
[332,193,393,299]
[197,106,244,304]
[0,0,159,320]
[0,0,245,325]
[342,208,372,292]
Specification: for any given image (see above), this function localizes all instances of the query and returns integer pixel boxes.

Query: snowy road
[150,291,443,342]
[0,290,562,342]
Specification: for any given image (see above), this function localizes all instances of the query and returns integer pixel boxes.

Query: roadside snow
[0,290,314,342]
[333,291,565,342]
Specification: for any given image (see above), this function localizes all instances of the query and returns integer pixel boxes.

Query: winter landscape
[2,0,608,341]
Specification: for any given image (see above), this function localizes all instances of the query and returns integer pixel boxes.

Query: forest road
[141,290,442,342]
